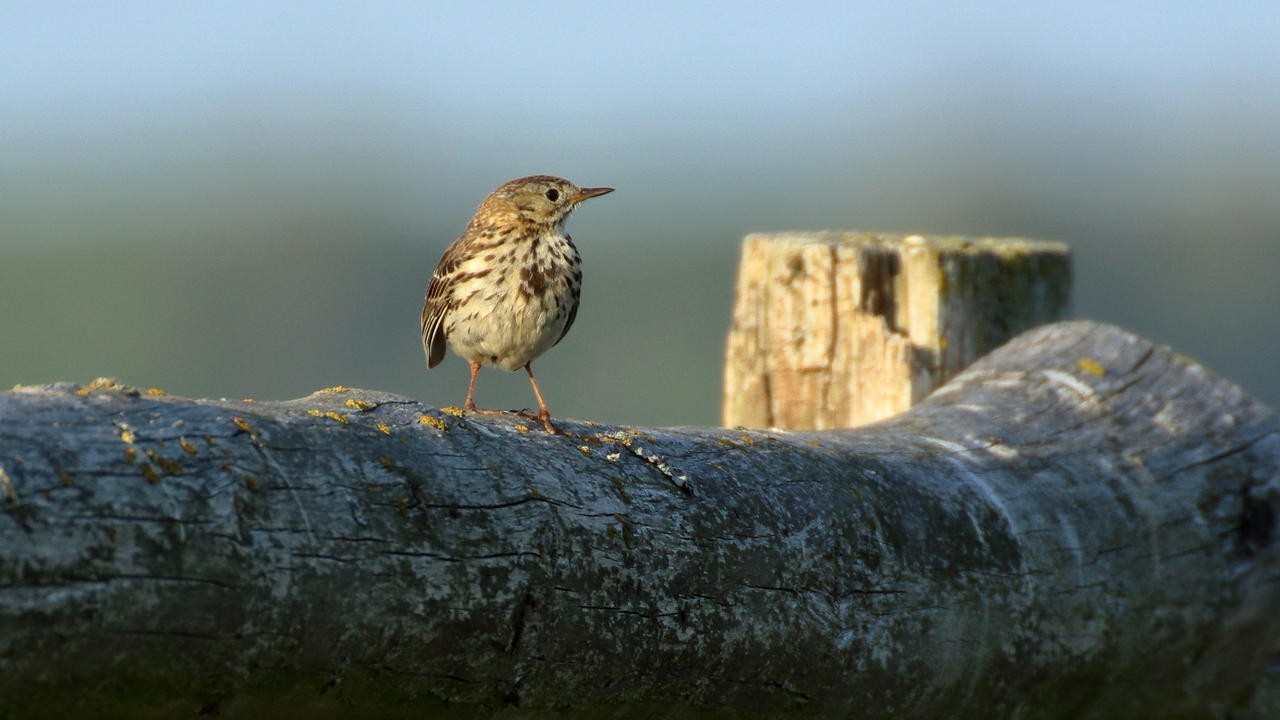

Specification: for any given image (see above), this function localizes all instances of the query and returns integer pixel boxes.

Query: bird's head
[476,175,614,228]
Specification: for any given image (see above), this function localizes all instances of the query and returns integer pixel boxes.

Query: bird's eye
[545,188,560,201]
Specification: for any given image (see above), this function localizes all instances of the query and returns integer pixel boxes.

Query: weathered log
[1,321,1277,719]
[723,232,1071,430]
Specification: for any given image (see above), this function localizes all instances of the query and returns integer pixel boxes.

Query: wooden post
[723,232,1071,430]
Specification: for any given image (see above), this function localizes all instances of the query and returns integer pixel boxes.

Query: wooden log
[723,232,1072,430]
[1,321,1277,719]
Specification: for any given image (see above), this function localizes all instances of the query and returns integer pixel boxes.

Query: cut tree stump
[1,321,1278,719]
[723,232,1071,430]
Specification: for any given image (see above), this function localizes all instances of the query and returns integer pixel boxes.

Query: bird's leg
[523,364,558,434]
[462,360,506,417]
[463,360,482,412]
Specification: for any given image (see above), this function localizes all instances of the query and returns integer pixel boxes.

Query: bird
[421,175,614,434]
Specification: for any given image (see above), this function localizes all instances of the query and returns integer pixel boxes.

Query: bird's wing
[552,243,582,348]
[421,241,465,368]
[552,282,580,348]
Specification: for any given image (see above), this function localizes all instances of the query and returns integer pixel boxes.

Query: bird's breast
[518,232,580,300]
[444,230,582,369]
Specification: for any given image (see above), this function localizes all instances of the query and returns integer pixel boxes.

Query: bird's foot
[465,405,558,434]
[513,408,559,435]
[539,415,559,435]
[462,404,508,418]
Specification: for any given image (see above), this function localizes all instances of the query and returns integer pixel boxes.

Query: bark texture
[1,321,1277,720]
[723,232,1071,430]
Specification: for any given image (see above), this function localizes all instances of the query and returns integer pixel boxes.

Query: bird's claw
[513,408,559,434]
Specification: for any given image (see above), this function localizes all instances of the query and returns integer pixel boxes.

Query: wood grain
[0,322,1276,719]
[723,232,1071,429]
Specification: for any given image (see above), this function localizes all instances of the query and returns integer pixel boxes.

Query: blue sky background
[2,2,1278,425]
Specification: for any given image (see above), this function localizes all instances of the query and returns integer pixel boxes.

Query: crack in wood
[0,321,1277,718]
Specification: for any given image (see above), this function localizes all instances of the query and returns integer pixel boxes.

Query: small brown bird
[421,175,614,434]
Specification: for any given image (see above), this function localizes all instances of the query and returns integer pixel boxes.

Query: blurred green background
[2,2,1277,427]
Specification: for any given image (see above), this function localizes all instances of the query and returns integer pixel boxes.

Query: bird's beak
[571,186,614,204]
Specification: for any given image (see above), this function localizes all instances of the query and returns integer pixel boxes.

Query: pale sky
[2,2,1277,422]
